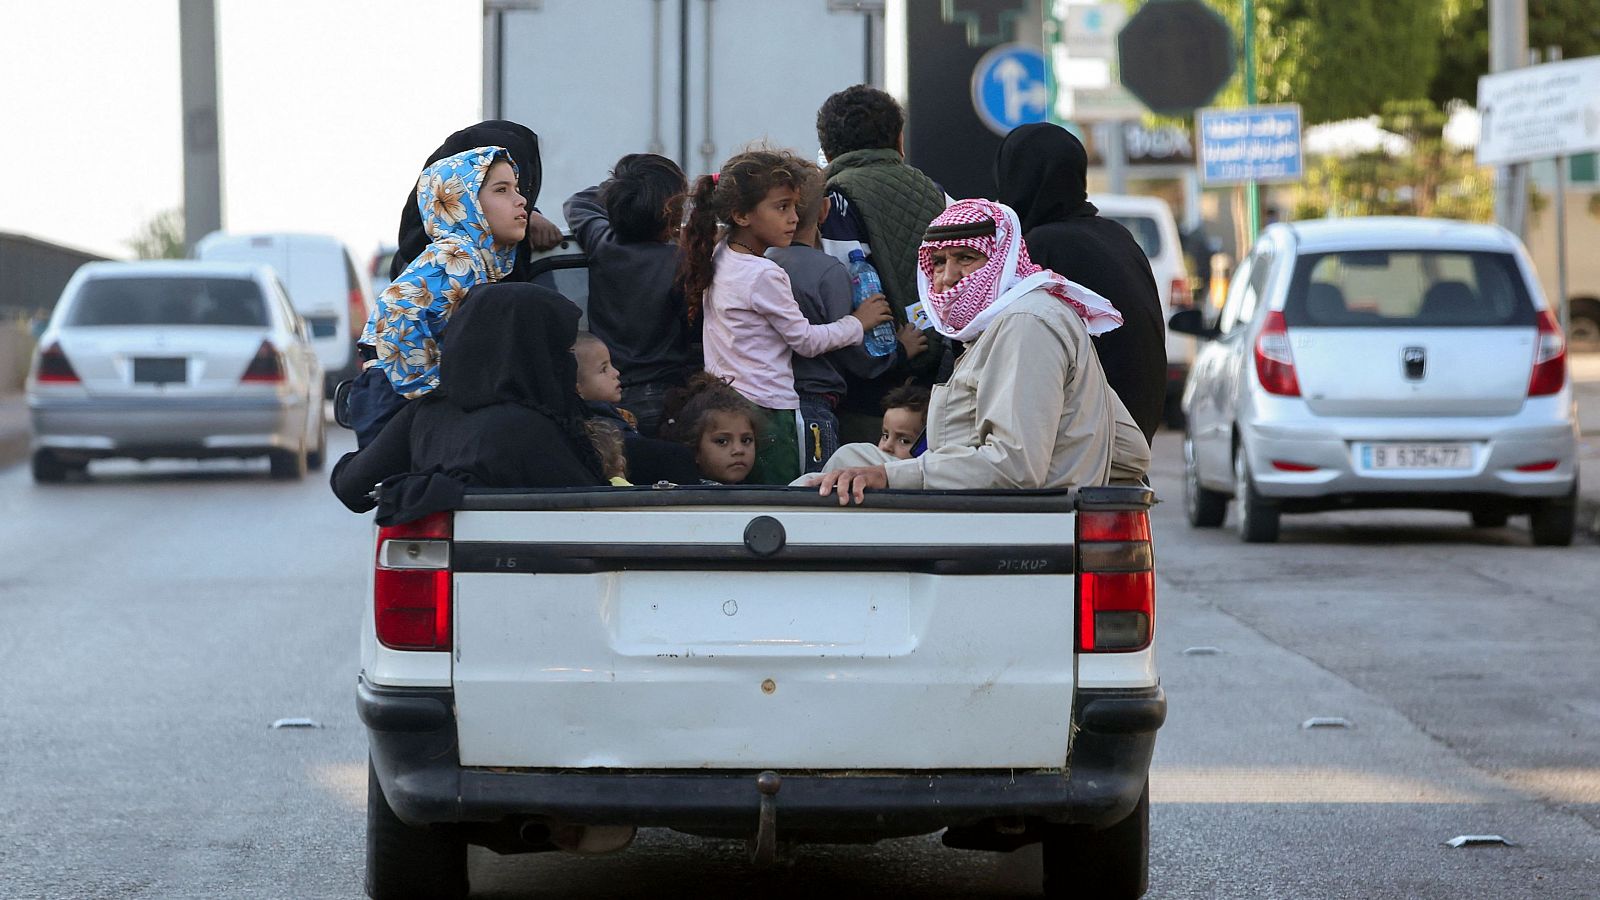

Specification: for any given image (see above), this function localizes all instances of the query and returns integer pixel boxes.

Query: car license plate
[133,357,187,384]
[1358,443,1471,470]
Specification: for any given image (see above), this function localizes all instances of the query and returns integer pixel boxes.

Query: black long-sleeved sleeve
[330,401,417,513]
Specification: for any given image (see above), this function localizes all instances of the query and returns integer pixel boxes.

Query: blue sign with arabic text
[1197,105,1303,184]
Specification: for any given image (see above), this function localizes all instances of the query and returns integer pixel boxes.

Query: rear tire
[1529,484,1577,547]
[1234,449,1280,543]
[1041,780,1149,899]
[366,760,467,900]
[1184,436,1227,527]
[1470,509,1509,528]
[269,447,306,481]
[31,450,67,484]
[306,417,327,471]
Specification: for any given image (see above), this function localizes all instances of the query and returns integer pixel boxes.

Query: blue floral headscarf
[363,146,520,399]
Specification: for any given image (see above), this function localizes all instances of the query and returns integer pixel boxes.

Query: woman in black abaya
[995,123,1167,445]
[331,282,606,525]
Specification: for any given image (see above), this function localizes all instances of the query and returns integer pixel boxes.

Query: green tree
[1292,99,1492,222]
[127,208,186,260]
[1431,0,1600,106]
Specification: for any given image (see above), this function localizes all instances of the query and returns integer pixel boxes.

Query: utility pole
[1242,0,1258,242]
[179,0,223,253]
[1489,0,1528,236]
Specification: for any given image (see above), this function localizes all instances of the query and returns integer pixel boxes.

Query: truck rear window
[1282,250,1534,328]
[69,277,269,327]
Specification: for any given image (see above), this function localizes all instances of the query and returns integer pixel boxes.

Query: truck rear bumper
[358,677,1163,836]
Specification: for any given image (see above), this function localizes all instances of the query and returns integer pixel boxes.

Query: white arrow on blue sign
[972,44,1049,136]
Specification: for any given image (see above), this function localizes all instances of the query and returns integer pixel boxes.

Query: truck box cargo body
[488,1,884,225]
[358,484,1164,898]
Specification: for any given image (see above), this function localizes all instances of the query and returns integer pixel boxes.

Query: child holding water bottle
[677,149,892,483]
[766,161,911,473]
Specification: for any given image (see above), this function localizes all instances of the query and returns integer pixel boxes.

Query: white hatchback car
[27,261,326,483]
[1173,218,1578,545]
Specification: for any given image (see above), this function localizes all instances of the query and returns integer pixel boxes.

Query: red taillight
[348,287,367,340]
[374,511,452,651]
[1528,309,1566,396]
[1254,310,1300,396]
[241,340,284,383]
[1170,276,1193,310]
[1515,459,1559,473]
[35,343,80,384]
[1271,460,1318,472]
[1076,508,1154,653]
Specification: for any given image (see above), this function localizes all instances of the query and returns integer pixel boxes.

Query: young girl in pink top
[678,149,891,483]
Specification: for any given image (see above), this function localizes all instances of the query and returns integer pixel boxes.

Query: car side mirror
[1168,308,1219,340]
[332,379,354,429]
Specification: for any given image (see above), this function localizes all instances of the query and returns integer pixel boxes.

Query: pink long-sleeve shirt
[702,242,864,410]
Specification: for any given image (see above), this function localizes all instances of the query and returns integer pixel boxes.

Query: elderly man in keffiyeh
[804,198,1150,503]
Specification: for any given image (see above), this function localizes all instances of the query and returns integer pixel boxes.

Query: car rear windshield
[68,277,268,327]
[1283,250,1534,328]
[1104,215,1162,259]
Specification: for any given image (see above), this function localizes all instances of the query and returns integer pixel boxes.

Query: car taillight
[1254,310,1300,396]
[241,340,285,383]
[374,511,452,651]
[1528,309,1566,396]
[1077,508,1154,653]
[348,287,367,341]
[35,343,80,384]
[1170,276,1193,310]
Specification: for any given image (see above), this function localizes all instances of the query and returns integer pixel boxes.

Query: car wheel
[366,759,467,900]
[1041,779,1149,899]
[1184,435,1227,528]
[268,447,306,481]
[1470,509,1509,528]
[1234,448,1280,544]
[306,417,327,471]
[31,450,67,484]
[1529,483,1577,547]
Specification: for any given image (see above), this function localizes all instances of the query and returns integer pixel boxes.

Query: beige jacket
[881,288,1150,490]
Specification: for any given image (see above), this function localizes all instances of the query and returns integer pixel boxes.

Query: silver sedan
[27,261,325,482]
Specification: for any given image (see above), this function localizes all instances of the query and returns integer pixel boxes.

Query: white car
[1173,217,1578,545]
[27,261,325,482]
[196,232,373,394]
[1090,193,1193,428]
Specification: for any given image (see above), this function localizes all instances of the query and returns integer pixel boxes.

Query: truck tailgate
[449,503,1078,770]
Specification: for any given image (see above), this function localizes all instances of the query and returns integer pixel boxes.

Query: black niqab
[390,120,544,282]
[329,283,605,525]
[994,123,1167,444]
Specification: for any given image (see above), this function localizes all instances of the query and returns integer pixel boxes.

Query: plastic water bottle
[847,250,897,357]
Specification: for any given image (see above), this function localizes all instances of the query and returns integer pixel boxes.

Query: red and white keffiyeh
[917,199,1122,342]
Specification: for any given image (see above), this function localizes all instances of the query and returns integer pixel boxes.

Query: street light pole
[179,0,223,254]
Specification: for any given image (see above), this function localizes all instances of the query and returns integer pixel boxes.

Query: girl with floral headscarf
[805,199,1150,502]
[347,145,529,447]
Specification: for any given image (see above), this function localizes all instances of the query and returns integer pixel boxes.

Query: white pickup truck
[356,483,1164,899]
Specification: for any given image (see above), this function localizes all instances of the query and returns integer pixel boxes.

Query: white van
[196,232,372,394]
[1089,194,1193,428]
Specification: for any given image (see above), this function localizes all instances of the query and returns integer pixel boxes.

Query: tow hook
[749,770,781,866]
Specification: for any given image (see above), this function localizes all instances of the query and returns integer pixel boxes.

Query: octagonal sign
[1117,0,1235,116]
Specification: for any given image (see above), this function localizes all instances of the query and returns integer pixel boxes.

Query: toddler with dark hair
[564,153,695,437]
[877,383,929,460]
[662,373,767,485]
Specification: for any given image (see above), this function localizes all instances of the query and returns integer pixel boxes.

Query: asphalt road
[1,427,1595,899]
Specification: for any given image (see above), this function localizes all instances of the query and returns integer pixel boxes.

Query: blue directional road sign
[972,44,1049,136]
[1196,105,1304,184]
